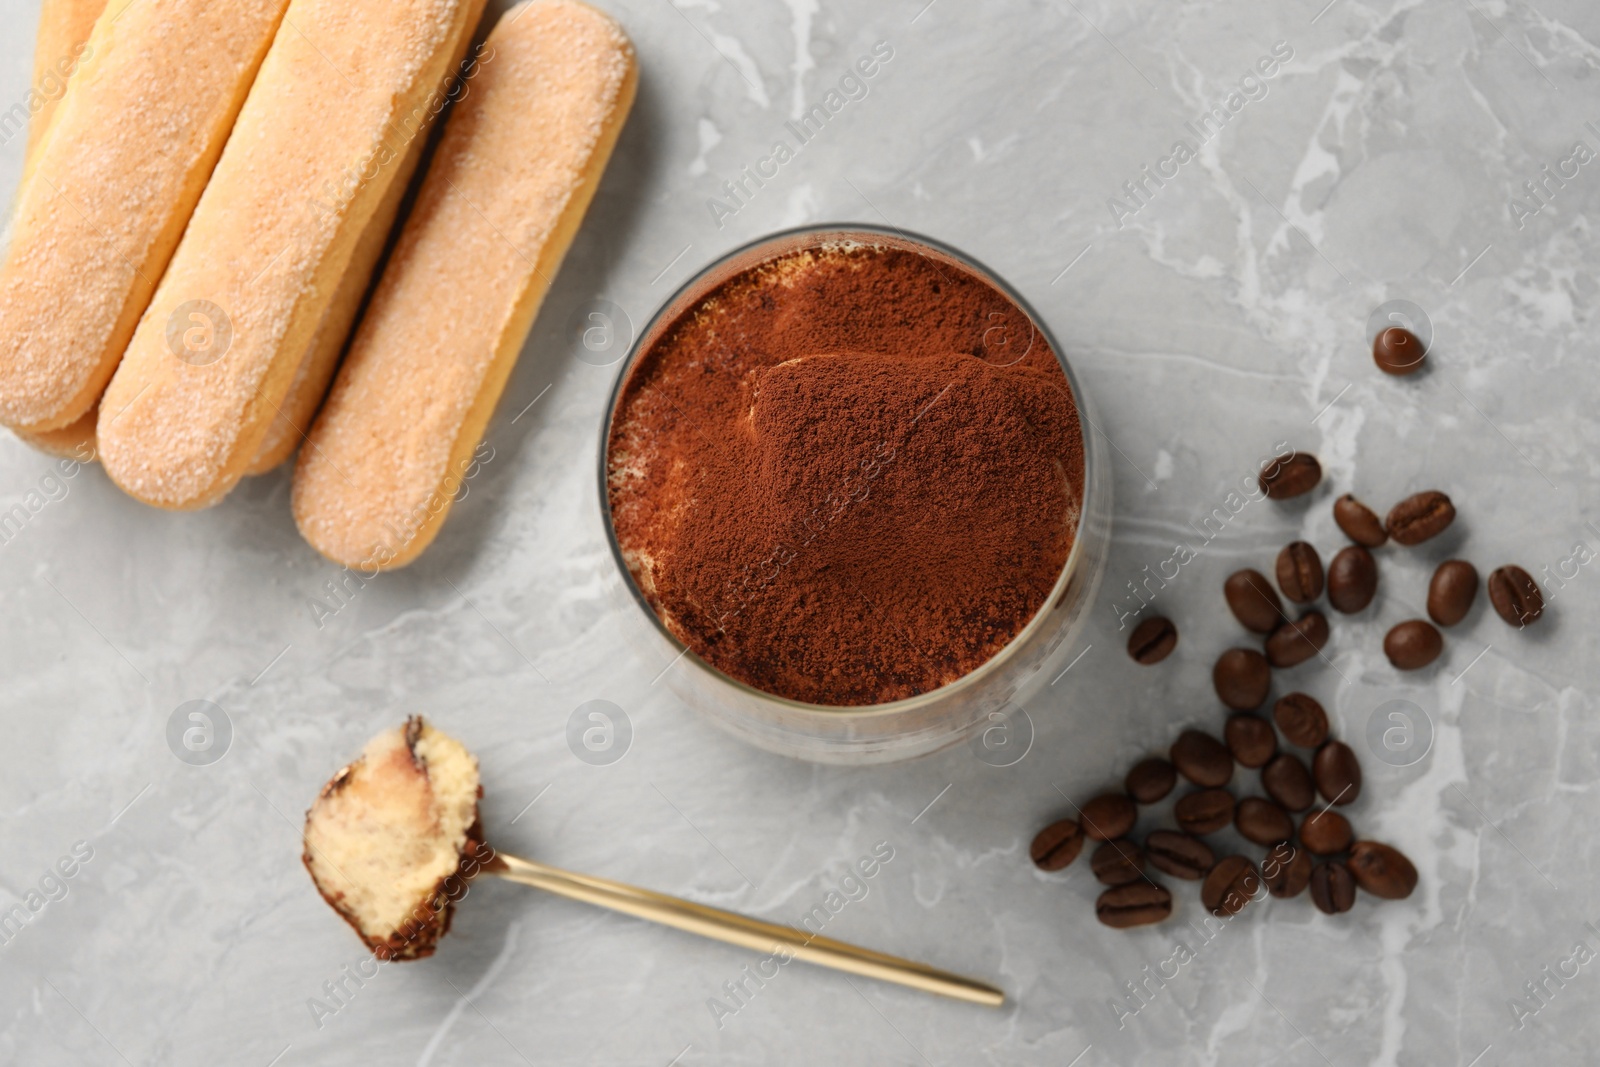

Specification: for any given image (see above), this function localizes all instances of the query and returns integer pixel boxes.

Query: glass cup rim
[596,222,1102,719]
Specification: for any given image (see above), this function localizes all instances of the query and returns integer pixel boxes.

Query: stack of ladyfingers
[0,0,635,570]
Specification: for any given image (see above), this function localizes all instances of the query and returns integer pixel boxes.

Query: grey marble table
[3,0,1598,1063]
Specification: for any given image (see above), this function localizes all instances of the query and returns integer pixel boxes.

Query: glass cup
[599,225,1112,764]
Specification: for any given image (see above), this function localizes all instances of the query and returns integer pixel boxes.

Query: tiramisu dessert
[606,238,1086,706]
[302,716,487,959]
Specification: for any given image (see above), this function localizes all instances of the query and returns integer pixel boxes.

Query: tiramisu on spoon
[303,717,1004,1006]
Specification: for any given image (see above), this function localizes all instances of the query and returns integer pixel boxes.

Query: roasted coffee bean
[1224,569,1287,634]
[1261,753,1315,812]
[1299,810,1353,855]
[1225,714,1276,769]
[1259,451,1322,500]
[1387,490,1455,545]
[1310,861,1356,914]
[1096,881,1173,928]
[1201,855,1261,916]
[1145,830,1214,881]
[1276,542,1324,603]
[1384,619,1443,670]
[1333,493,1388,547]
[1170,729,1234,787]
[1428,560,1479,627]
[1174,788,1236,835]
[1125,758,1177,804]
[1092,840,1147,886]
[1373,325,1426,376]
[1127,615,1177,664]
[1312,741,1362,806]
[1235,797,1294,847]
[1327,545,1377,614]
[1079,793,1138,841]
[1272,693,1329,749]
[1213,648,1271,710]
[1265,611,1329,668]
[1347,841,1418,899]
[1031,818,1084,871]
[1262,841,1312,898]
[1488,565,1544,628]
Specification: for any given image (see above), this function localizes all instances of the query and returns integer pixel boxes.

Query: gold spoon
[303,717,1004,1008]
[483,852,1002,1005]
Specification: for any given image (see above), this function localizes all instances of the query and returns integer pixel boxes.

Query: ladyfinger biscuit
[97,0,486,509]
[0,0,291,433]
[8,0,107,461]
[293,0,637,570]
[241,172,411,476]
[22,0,105,177]
[12,406,97,460]
[245,39,493,476]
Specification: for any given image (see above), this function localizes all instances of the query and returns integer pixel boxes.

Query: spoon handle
[486,852,1004,1007]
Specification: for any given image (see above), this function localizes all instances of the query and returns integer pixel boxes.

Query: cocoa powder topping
[607,241,1085,705]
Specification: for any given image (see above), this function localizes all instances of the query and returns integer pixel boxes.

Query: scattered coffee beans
[1213,648,1271,710]
[1171,729,1234,787]
[1032,442,1468,930]
[1202,855,1261,916]
[1327,545,1377,613]
[1235,797,1294,847]
[1145,830,1214,881]
[1299,810,1353,855]
[1310,861,1356,914]
[1262,753,1315,812]
[1224,569,1287,633]
[1487,565,1544,628]
[1175,788,1236,835]
[1386,490,1455,545]
[1080,794,1137,841]
[1372,325,1426,376]
[1276,542,1324,603]
[1333,493,1388,547]
[1265,611,1329,668]
[1092,840,1147,886]
[1125,758,1177,804]
[1031,819,1084,871]
[1347,841,1418,900]
[1427,560,1479,627]
[1096,882,1173,928]
[1312,741,1362,806]
[1262,841,1312,898]
[1384,619,1443,670]
[1260,451,1322,500]
[1127,615,1178,664]
[1272,693,1329,749]
[1225,714,1277,768]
